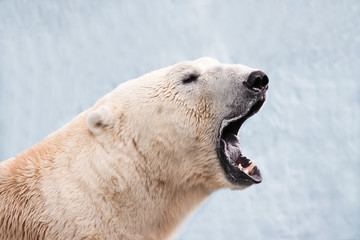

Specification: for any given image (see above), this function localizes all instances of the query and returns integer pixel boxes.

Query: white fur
[0,57,259,240]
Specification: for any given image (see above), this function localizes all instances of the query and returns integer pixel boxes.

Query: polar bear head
[86,57,268,191]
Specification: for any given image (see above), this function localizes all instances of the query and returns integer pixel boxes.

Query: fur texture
[0,57,262,239]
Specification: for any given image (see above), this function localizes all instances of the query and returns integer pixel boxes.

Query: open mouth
[217,101,264,186]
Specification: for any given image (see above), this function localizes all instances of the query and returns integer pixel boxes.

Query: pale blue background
[1,1,359,239]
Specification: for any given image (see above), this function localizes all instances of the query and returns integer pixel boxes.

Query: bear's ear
[86,107,108,135]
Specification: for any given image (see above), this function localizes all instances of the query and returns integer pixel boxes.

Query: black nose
[244,71,269,91]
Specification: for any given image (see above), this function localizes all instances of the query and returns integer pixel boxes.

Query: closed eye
[182,74,199,84]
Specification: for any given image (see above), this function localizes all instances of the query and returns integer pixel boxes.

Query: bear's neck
[82,137,212,240]
[129,183,211,240]
[100,145,212,240]
[52,120,211,240]
[1,114,213,240]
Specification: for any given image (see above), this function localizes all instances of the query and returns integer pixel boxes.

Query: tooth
[244,161,255,175]
[238,164,243,171]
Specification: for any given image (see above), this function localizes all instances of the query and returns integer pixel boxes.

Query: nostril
[253,76,263,89]
[262,75,269,87]
[244,71,269,90]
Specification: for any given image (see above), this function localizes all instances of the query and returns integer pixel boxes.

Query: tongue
[238,161,255,175]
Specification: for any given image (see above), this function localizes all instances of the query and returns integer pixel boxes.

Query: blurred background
[0,0,359,239]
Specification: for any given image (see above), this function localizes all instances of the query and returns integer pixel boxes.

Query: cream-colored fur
[0,57,260,239]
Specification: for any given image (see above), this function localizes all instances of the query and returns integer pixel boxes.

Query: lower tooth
[244,161,255,175]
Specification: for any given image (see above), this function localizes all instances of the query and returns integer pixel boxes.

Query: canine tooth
[244,161,255,175]
[238,164,243,171]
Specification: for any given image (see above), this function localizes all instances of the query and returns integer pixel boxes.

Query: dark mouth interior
[220,120,254,172]
[218,101,264,185]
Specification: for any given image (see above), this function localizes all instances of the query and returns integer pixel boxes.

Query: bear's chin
[216,100,264,186]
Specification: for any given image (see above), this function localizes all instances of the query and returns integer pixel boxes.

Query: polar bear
[0,57,268,240]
